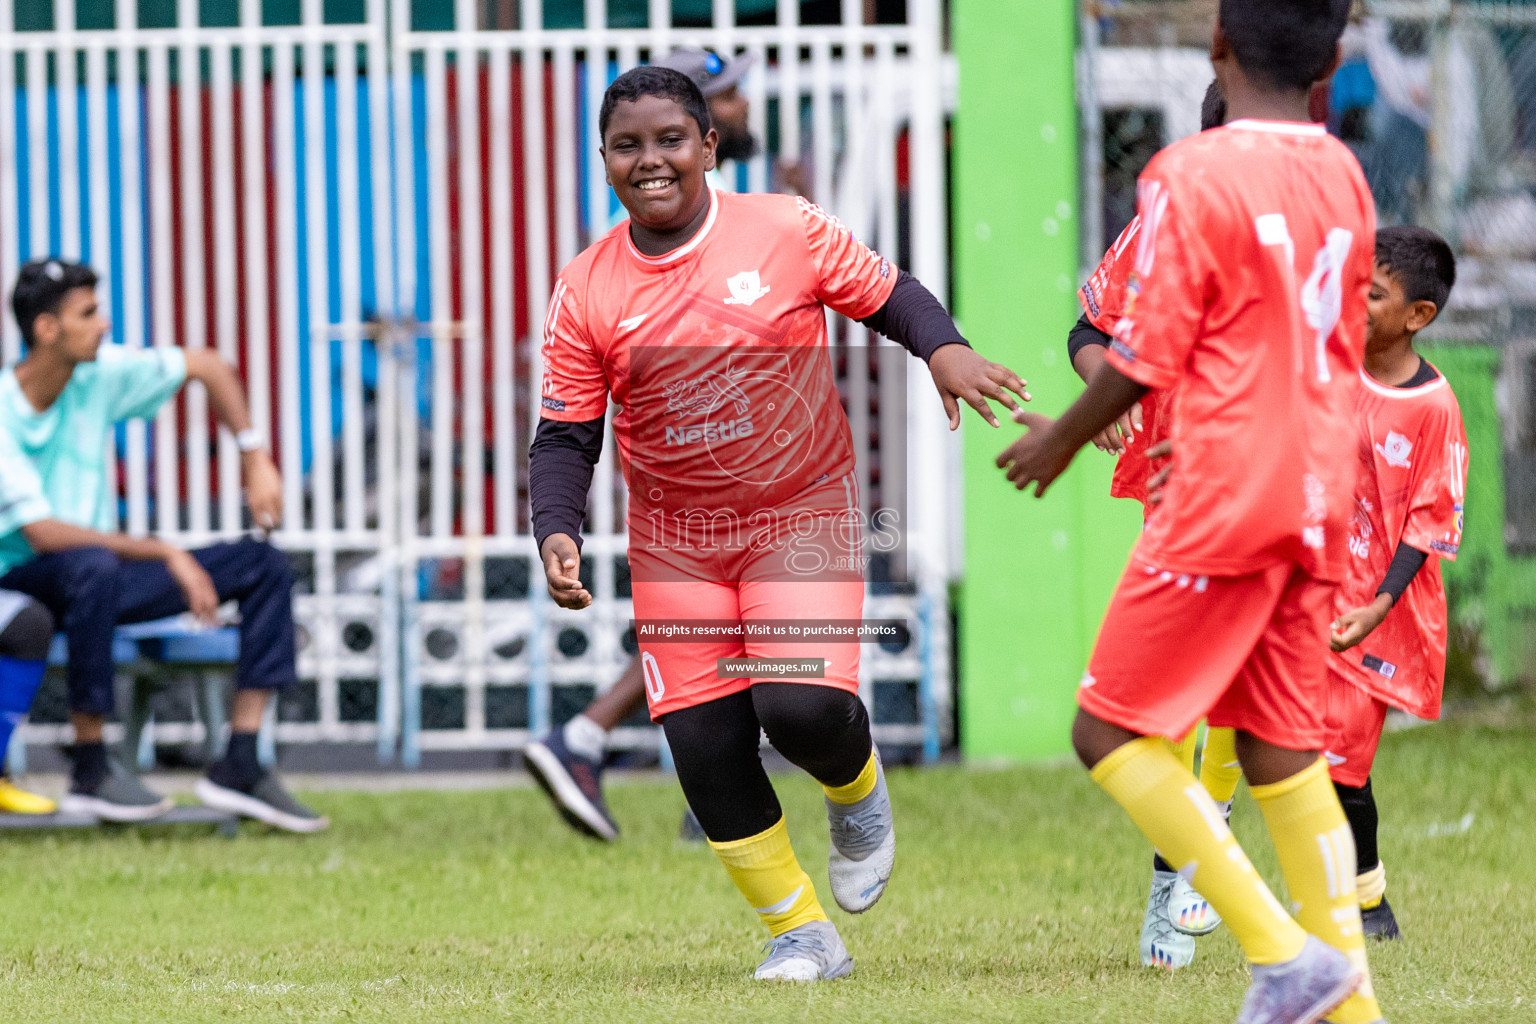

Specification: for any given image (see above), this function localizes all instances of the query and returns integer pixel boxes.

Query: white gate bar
[180,1,212,537]
[85,41,111,347]
[776,0,800,163]
[518,28,550,455]
[57,29,80,260]
[336,40,367,537]
[423,47,452,539]
[271,41,304,543]
[810,39,833,218]
[745,40,766,194]
[24,45,48,260]
[551,43,577,266]
[146,43,180,536]
[239,0,272,453]
[648,0,669,54]
[210,41,243,534]
[116,13,150,536]
[489,46,516,538]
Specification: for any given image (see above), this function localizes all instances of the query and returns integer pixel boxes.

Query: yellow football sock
[1168,727,1199,774]
[709,816,828,936]
[1199,726,1243,806]
[824,749,878,805]
[1356,862,1386,910]
[1252,758,1382,1024]
[1092,736,1308,965]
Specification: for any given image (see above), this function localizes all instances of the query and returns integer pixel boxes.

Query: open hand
[243,450,284,532]
[996,410,1076,496]
[928,345,1031,430]
[540,533,592,610]
[1331,595,1393,652]
[167,548,220,625]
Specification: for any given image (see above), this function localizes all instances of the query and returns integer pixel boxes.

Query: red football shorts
[1321,663,1390,787]
[630,577,864,719]
[1080,559,1336,751]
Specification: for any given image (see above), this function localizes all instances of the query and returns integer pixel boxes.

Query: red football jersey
[1105,120,1376,580]
[539,189,897,551]
[1078,215,1172,509]
[1332,365,1468,719]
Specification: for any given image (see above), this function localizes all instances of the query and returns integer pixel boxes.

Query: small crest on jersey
[541,396,565,412]
[878,258,891,279]
[723,270,771,307]
[1375,430,1413,468]
[1455,502,1465,536]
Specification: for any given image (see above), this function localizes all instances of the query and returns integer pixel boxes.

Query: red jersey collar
[1225,119,1327,137]
[623,188,720,268]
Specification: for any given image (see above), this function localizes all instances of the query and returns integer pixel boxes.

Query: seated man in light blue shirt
[0,259,325,832]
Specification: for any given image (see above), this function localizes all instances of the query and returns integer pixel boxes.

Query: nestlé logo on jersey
[662,369,756,447]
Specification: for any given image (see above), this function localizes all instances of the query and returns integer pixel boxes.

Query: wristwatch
[235,428,267,453]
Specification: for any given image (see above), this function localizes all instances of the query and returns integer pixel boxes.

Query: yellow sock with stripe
[824,749,878,805]
[709,816,828,936]
[1092,737,1309,965]
[1356,862,1386,911]
[1251,758,1382,1024]
[1168,727,1199,775]
[1199,726,1244,805]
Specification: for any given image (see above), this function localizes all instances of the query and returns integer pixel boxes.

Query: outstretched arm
[183,349,283,531]
[22,520,219,622]
[995,362,1148,496]
[530,416,604,610]
[1066,314,1142,453]
[856,270,1031,429]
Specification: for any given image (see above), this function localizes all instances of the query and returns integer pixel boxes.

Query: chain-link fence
[1079,0,1536,688]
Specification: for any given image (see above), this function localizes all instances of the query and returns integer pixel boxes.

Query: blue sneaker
[1237,936,1361,1024]
[524,729,619,841]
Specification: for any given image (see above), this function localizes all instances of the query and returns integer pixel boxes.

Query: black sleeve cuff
[1067,313,1113,365]
[856,270,970,362]
[1376,541,1429,604]
[529,415,605,553]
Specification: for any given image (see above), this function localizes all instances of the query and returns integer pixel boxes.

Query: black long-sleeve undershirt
[1066,312,1113,366]
[1376,542,1429,605]
[529,271,968,553]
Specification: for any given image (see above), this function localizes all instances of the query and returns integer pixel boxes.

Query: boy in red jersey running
[1068,80,1245,971]
[998,2,1390,1022]
[1323,226,1467,944]
[529,66,1027,981]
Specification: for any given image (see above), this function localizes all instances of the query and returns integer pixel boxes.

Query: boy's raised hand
[927,345,1031,430]
[540,533,592,610]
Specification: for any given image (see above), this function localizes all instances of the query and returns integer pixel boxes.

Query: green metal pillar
[953,1,1141,760]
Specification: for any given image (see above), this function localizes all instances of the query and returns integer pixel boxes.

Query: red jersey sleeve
[1079,216,1140,333]
[1401,396,1469,561]
[1103,168,1211,392]
[538,274,609,423]
[799,198,898,321]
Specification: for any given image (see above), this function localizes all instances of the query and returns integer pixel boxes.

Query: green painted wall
[953,1,1142,761]
[1423,344,1536,689]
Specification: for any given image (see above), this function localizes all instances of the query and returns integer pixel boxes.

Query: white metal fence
[3,0,957,764]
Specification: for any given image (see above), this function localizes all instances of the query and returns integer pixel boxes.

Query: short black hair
[599,66,711,144]
[1376,225,1456,314]
[1219,0,1350,92]
[1200,79,1226,132]
[11,258,99,345]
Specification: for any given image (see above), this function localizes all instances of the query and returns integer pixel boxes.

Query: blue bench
[13,617,274,774]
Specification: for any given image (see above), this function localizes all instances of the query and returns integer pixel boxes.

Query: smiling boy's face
[601,94,717,233]
[1366,262,1438,353]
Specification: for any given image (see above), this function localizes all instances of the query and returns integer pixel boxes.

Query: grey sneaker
[58,759,174,822]
[826,752,895,913]
[195,772,329,833]
[1237,935,1361,1024]
[1140,869,1196,969]
[753,920,854,982]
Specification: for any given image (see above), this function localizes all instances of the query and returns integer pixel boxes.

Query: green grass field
[1,714,1532,1023]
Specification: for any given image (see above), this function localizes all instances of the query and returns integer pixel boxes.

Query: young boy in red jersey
[529,66,1028,981]
[999,1,1390,1021]
[1324,226,1467,944]
[1068,79,1245,971]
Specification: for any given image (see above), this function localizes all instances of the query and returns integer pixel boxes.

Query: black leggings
[661,683,873,843]
[1334,777,1379,874]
